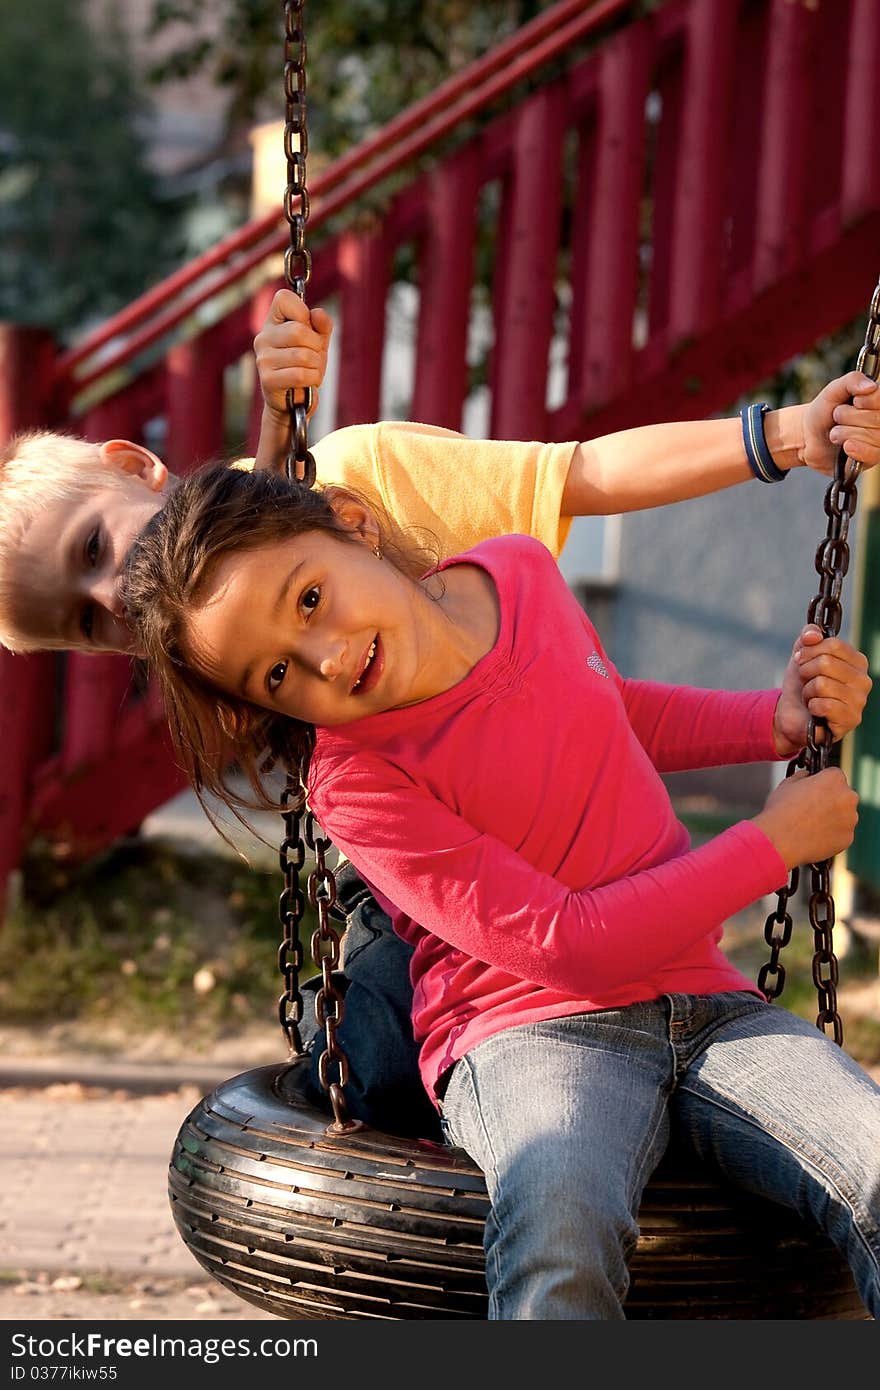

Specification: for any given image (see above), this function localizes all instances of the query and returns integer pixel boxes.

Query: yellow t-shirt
[240,420,576,560]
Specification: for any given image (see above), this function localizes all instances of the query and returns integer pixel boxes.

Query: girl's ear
[326,489,381,548]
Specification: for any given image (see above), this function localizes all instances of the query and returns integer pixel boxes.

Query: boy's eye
[267,661,288,694]
[85,528,101,567]
[301,585,321,613]
[80,603,95,643]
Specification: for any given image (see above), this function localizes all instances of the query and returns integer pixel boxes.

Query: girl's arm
[315,756,856,997]
[311,757,787,997]
[613,626,872,771]
[618,679,784,772]
[584,625,783,771]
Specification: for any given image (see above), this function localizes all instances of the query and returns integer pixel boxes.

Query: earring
[373,545,382,559]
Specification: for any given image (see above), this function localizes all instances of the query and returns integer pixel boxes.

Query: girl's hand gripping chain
[753,766,859,871]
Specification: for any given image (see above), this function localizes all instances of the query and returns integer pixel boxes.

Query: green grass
[2,823,878,1071]
[0,837,319,1047]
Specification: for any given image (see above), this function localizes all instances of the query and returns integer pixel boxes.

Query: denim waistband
[331,860,374,916]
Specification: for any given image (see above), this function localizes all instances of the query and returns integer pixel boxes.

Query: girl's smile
[351,634,383,694]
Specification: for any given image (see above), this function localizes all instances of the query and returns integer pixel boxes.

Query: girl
[123,463,879,1320]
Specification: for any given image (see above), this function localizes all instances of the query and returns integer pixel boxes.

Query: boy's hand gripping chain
[277,0,354,1134]
[758,279,880,1044]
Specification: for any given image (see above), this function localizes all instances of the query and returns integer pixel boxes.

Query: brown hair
[122,461,438,832]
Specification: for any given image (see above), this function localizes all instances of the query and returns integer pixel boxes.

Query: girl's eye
[85,528,100,567]
[267,661,288,694]
[301,585,321,613]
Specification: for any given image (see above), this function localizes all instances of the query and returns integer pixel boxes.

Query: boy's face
[7,441,168,653]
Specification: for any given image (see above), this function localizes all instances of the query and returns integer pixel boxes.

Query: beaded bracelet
[740,402,788,483]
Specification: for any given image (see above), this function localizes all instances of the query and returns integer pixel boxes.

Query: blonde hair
[0,429,137,651]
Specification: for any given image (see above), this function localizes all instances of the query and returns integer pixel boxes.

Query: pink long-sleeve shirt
[309,536,789,1103]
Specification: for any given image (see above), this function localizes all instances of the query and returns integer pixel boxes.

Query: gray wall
[607,471,859,810]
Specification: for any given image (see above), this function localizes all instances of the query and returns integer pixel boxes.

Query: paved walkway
[2,1082,213,1278]
[0,786,309,1322]
[0,1063,279,1321]
[0,786,306,1321]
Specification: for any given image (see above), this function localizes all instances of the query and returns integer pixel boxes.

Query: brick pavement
[0,1061,290,1323]
[0,1082,210,1279]
[0,1067,287,1321]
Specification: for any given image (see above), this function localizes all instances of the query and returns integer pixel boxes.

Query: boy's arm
[252,293,333,473]
[254,406,293,474]
[252,291,880,508]
[561,373,880,516]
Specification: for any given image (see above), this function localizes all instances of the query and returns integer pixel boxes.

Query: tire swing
[168,2,875,1321]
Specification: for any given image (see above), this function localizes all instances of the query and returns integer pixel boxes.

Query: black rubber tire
[168,1061,867,1320]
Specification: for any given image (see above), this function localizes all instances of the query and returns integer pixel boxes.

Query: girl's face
[183,527,441,727]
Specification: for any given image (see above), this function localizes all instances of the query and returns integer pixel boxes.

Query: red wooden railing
[2,0,880,903]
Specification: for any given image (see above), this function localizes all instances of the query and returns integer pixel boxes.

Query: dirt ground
[0,1273,278,1323]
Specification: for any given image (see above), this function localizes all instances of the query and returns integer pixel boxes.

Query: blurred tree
[760,314,869,410]
[146,0,562,400]
[146,0,867,398]
[147,0,553,159]
[0,0,184,339]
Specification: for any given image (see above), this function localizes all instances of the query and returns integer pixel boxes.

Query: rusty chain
[758,278,880,1045]
[283,0,316,489]
[277,0,352,1133]
[277,785,307,1056]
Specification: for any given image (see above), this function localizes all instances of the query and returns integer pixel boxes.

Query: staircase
[2,0,879,901]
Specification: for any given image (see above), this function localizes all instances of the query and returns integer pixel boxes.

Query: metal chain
[277,784,307,1056]
[757,831,799,1005]
[283,0,316,488]
[305,816,352,1126]
[758,278,880,1044]
[277,0,353,1133]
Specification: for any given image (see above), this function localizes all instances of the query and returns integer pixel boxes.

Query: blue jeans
[438,992,880,1320]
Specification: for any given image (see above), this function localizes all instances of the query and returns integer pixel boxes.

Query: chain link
[758,835,799,1003]
[757,278,880,1044]
[283,0,316,488]
[277,1,352,1133]
[277,783,307,1054]
[305,815,351,1126]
